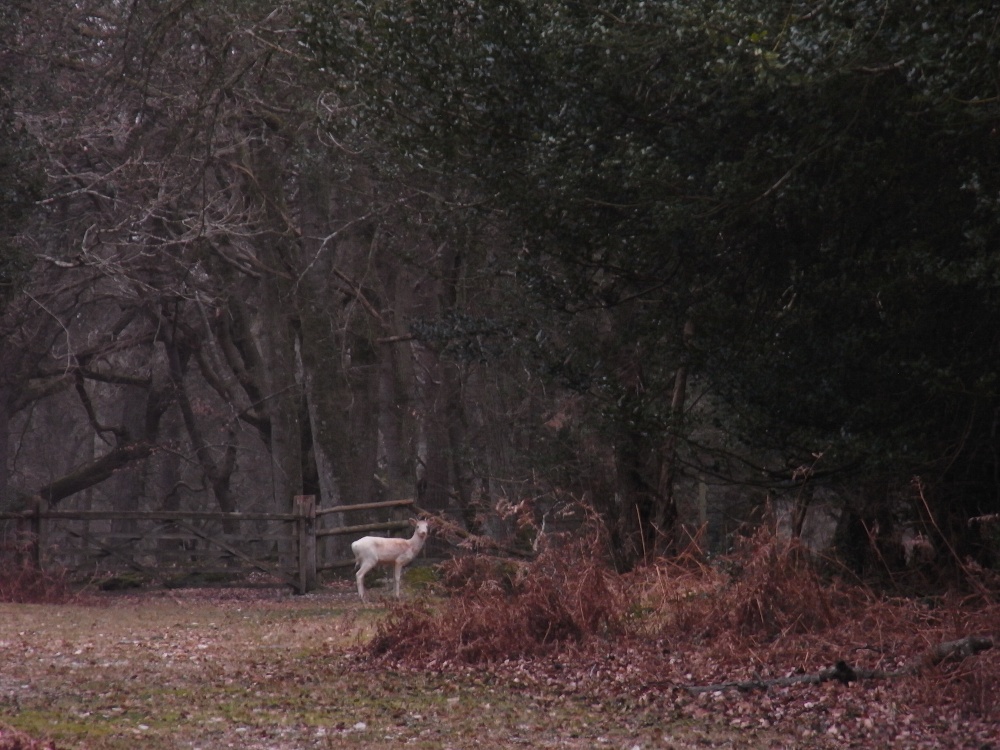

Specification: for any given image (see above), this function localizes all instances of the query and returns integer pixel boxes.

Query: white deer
[351,520,430,601]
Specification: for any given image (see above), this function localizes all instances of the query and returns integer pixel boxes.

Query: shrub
[0,544,74,604]
[715,527,842,640]
[366,527,625,664]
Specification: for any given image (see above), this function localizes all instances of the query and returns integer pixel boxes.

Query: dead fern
[0,544,74,604]
[705,526,845,641]
[367,525,625,664]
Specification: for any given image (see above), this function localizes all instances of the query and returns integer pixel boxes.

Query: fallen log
[914,635,994,670]
[685,635,993,694]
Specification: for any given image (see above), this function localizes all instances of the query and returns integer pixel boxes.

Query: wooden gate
[1,496,414,594]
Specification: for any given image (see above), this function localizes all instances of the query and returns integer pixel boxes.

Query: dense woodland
[1,0,999,577]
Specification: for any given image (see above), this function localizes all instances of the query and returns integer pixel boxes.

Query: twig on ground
[683,635,994,694]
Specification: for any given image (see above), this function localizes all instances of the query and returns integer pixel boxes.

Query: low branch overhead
[33,441,154,506]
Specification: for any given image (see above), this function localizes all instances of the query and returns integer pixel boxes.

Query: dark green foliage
[305,1,1000,562]
[409,312,517,363]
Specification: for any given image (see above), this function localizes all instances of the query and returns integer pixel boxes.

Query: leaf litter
[0,528,997,749]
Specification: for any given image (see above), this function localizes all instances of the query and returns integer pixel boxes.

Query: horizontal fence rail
[0,510,303,522]
[1,496,417,595]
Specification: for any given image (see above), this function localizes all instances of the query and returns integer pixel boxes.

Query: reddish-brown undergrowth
[0,724,57,750]
[0,545,74,604]
[364,523,999,722]
[368,529,625,663]
[647,527,856,644]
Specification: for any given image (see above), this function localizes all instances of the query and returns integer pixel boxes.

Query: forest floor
[0,575,997,750]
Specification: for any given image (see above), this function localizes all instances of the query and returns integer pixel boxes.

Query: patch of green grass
[403,564,439,591]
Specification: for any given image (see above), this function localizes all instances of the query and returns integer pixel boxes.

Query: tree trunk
[440,242,481,531]
[656,320,694,553]
[790,485,813,539]
[443,359,481,533]
[0,385,10,509]
[248,137,304,533]
[375,251,419,502]
[654,365,686,550]
[415,341,453,513]
[106,383,148,534]
[378,345,409,497]
[611,427,658,566]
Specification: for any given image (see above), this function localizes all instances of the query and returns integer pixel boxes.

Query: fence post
[294,495,317,594]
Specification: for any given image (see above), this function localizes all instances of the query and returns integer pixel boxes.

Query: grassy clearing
[0,587,773,749]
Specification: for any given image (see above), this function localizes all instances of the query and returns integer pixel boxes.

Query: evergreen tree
[306,0,1000,566]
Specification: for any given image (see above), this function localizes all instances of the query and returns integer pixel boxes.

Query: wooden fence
[0,496,415,594]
